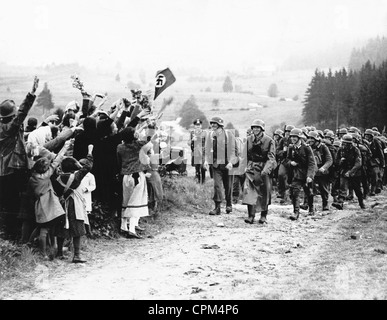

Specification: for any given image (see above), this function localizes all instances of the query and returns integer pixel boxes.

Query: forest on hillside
[302,36,387,131]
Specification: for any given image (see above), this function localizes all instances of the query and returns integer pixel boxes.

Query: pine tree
[222,76,233,93]
[36,82,54,115]
[178,95,209,129]
[267,83,278,98]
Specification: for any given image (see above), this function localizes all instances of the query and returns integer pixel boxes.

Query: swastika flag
[154,68,176,100]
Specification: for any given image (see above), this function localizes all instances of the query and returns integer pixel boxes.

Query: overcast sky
[1,0,387,72]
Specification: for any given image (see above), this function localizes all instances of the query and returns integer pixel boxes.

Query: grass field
[0,67,315,136]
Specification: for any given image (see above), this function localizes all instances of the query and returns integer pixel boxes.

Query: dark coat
[0,93,35,176]
[286,141,316,182]
[335,145,362,177]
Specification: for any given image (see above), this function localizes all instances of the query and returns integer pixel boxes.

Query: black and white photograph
[1,0,387,303]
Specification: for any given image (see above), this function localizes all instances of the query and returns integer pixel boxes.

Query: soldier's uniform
[286,128,317,220]
[205,116,239,215]
[352,132,371,199]
[276,125,295,203]
[332,134,365,210]
[307,131,333,212]
[363,129,385,196]
[189,118,207,184]
[241,119,276,224]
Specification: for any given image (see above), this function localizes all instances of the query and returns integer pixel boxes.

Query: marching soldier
[307,131,333,212]
[241,119,276,224]
[363,129,385,196]
[204,116,239,215]
[286,128,317,220]
[332,134,365,210]
[352,132,372,200]
[276,124,295,204]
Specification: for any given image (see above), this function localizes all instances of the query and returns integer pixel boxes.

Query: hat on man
[0,100,16,119]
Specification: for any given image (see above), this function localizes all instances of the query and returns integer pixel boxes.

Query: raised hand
[31,76,39,94]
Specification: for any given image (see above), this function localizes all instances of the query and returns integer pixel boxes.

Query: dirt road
[2,193,387,300]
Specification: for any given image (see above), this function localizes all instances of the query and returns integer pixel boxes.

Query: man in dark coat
[363,129,385,196]
[0,76,39,216]
[332,134,365,210]
[307,131,332,212]
[286,128,317,221]
[204,116,239,215]
[240,119,276,224]
[276,125,295,204]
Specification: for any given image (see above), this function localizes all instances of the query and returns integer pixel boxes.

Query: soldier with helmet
[307,131,333,212]
[337,127,348,140]
[272,128,283,193]
[189,118,207,184]
[276,124,295,203]
[363,128,385,196]
[286,128,317,220]
[371,128,386,193]
[352,132,372,199]
[323,130,340,202]
[332,134,365,210]
[204,116,239,215]
[0,77,39,218]
[240,119,276,224]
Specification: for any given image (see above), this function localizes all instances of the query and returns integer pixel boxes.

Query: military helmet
[209,116,224,127]
[289,128,303,138]
[274,128,284,137]
[364,128,374,137]
[310,126,316,131]
[308,130,321,141]
[323,128,330,134]
[285,124,295,132]
[251,119,265,131]
[339,128,348,134]
[352,132,361,143]
[333,140,341,147]
[341,134,353,144]
[316,130,324,139]
[372,126,379,133]
[324,131,335,140]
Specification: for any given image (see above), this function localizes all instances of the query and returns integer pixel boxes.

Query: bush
[162,176,212,212]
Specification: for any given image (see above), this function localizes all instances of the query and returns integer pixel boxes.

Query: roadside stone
[350,235,358,240]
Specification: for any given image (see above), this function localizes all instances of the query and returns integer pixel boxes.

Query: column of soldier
[190,117,386,224]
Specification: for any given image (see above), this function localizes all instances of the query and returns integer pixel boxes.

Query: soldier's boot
[209,201,221,215]
[332,200,344,210]
[258,210,268,224]
[308,196,315,215]
[322,199,330,211]
[370,186,376,196]
[346,189,354,201]
[225,201,232,214]
[332,195,338,203]
[290,210,300,221]
[299,203,309,210]
[290,195,300,220]
[359,197,366,210]
[244,205,255,224]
